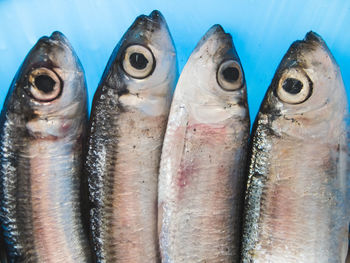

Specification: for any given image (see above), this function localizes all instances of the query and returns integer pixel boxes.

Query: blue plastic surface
[0,0,349,120]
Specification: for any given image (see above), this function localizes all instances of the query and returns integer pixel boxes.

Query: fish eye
[122,44,155,79]
[28,67,62,102]
[217,60,244,91]
[276,68,312,104]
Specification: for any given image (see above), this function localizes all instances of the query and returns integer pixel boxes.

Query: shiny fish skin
[0,32,91,262]
[241,32,349,263]
[158,25,250,262]
[85,10,177,263]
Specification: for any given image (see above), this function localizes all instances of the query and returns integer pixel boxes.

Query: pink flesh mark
[177,161,196,189]
[216,164,227,179]
[266,146,303,241]
[175,122,227,199]
[189,123,227,145]
[264,177,298,247]
[60,120,71,134]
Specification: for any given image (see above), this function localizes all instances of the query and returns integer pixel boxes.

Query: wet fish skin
[241,32,349,263]
[0,32,91,262]
[85,10,177,263]
[158,25,250,262]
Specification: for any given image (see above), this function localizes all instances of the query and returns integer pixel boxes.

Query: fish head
[11,31,87,139]
[176,25,248,123]
[259,31,347,138]
[100,10,177,116]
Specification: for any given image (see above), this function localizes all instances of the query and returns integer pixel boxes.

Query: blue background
[0,0,349,121]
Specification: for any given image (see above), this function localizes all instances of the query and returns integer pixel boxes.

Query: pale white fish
[158,24,250,263]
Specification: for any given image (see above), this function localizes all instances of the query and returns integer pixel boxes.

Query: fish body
[241,32,349,263]
[0,32,91,262]
[158,25,250,262]
[85,10,177,263]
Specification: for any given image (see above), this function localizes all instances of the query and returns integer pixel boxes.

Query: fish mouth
[304,31,326,47]
[211,24,226,34]
[205,24,232,40]
[195,24,232,50]
[135,9,166,26]
[286,30,332,63]
[49,31,72,49]
[148,10,165,23]
[36,31,71,50]
[49,31,69,44]
[301,31,334,61]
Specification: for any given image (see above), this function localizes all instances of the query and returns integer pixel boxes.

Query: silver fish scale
[241,114,273,263]
[86,87,121,263]
[0,111,37,262]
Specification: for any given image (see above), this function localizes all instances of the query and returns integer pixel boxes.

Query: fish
[240,31,349,263]
[158,25,250,262]
[0,32,92,262]
[85,10,177,263]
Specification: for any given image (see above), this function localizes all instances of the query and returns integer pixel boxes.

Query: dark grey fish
[85,10,177,263]
[241,32,349,262]
[0,31,91,262]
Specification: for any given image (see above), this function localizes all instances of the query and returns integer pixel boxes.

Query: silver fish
[158,25,250,262]
[85,10,177,262]
[0,32,91,262]
[241,32,349,263]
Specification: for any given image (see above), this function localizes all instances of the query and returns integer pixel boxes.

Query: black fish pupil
[223,67,239,82]
[282,78,303,94]
[34,75,55,93]
[130,52,148,70]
